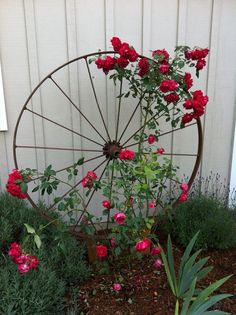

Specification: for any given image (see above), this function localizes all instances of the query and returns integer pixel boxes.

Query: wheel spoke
[85,57,111,141]
[118,95,144,143]
[115,79,123,141]
[106,160,115,229]
[121,106,174,146]
[50,76,107,143]
[26,108,103,147]
[73,159,110,229]
[16,144,103,153]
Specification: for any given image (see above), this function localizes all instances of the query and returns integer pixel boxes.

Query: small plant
[166,195,236,250]
[160,233,232,315]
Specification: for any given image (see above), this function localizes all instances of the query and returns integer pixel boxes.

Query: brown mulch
[76,241,236,315]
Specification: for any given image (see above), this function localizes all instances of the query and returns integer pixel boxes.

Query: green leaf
[20,181,28,193]
[34,234,42,249]
[180,278,197,315]
[24,223,35,234]
[167,235,178,295]
[77,157,84,165]
[160,244,176,295]
[32,186,39,193]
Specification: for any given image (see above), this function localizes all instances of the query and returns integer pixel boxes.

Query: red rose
[117,57,129,69]
[6,169,27,199]
[153,259,162,269]
[18,263,31,274]
[148,201,155,209]
[156,147,165,155]
[180,183,188,192]
[184,72,193,90]
[182,113,193,124]
[119,149,135,161]
[152,49,169,61]
[111,37,122,52]
[179,192,188,202]
[95,58,105,69]
[160,80,179,93]
[114,212,126,224]
[150,247,162,256]
[102,200,112,209]
[82,171,97,188]
[8,242,22,259]
[196,59,206,70]
[159,62,170,74]
[103,56,117,74]
[164,93,179,104]
[148,134,156,144]
[135,239,151,252]
[28,255,39,269]
[128,49,138,62]
[138,57,149,77]
[119,43,131,59]
[96,244,108,258]
[14,255,29,264]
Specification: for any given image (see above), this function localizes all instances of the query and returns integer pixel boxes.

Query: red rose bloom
[164,93,179,104]
[103,56,117,74]
[117,57,129,69]
[82,171,97,188]
[152,49,169,61]
[150,247,162,256]
[138,57,150,77]
[119,149,135,161]
[156,147,165,154]
[180,183,188,192]
[28,255,39,269]
[6,169,27,199]
[196,59,206,70]
[96,244,108,258]
[18,263,31,274]
[159,62,170,74]
[114,212,126,224]
[184,72,193,90]
[148,134,156,144]
[128,49,138,62]
[95,58,105,69]
[182,113,193,124]
[179,192,188,202]
[135,239,151,252]
[8,242,22,259]
[160,80,179,93]
[102,200,112,209]
[111,37,122,52]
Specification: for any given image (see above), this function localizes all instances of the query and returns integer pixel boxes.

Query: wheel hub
[103,140,122,160]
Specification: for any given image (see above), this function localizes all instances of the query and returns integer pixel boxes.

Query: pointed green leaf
[34,234,42,249]
[24,223,35,234]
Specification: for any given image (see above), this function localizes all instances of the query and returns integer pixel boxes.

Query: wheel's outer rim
[13,50,203,226]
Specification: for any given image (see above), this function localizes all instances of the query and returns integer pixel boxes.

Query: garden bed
[77,240,236,315]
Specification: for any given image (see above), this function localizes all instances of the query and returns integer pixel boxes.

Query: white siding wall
[0,0,236,194]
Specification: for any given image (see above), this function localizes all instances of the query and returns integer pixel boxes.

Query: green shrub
[165,195,236,250]
[0,192,91,313]
[0,261,66,315]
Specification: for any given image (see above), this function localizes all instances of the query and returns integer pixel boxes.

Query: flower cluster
[6,169,27,199]
[182,90,209,124]
[119,149,135,160]
[81,170,97,188]
[95,37,138,74]
[185,48,209,71]
[8,242,39,274]
[179,182,189,202]
[152,49,170,74]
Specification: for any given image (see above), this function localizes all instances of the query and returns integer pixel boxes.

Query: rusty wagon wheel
[13,51,203,233]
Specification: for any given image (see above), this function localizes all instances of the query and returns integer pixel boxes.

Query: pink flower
[18,263,31,274]
[156,148,165,155]
[114,212,126,224]
[148,201,155,209]
[150,247,162,256]
[135,239,151,252]
[102,200,112,209]
[148,134,156,144]
[14,255,29,264]
[180,183,188,192]
[96,244,108,258]
[179,192,188,202]
[119,149,135,161]
[110,237,116,248]
[160,80,179,93]
[28,255,39,269]
[8,243,22,259]
[153,259,162,269]
[113,283,122,292]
